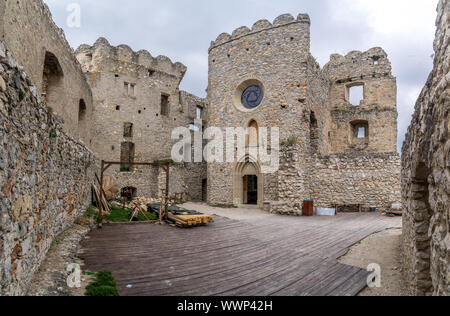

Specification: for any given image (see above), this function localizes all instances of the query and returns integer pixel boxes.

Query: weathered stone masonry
[0,0,417,296]
[75,39,207,200]
[207,14,402,213]
[402,0,449,296]
[0,0,94,145]
[0,41,98,296]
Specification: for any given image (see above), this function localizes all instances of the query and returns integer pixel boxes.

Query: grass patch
[49,128,57,139]
[18,90,25,101]
[281,136,301,146]
[83,271,96,276]
[85,271,119,297]
[84,205,97,220]
[84,205,157,223]
[153,159,176,165]
[104,205,158,223]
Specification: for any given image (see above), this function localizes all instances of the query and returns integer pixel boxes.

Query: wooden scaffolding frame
[96,160,172,227]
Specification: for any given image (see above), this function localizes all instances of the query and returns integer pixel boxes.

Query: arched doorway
[121,187,137,201]
[233,156,263,208]
[42,51,64,110]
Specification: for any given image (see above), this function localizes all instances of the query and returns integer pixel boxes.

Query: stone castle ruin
[207,14,401,213]
[75,38,207,201]
[402,0,449,296]
[0,0,446,296]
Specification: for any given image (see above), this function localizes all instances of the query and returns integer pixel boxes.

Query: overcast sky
[44,0,439,152]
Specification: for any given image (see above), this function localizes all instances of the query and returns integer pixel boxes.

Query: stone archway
[407,161,434,296]
[233,156,264,208]
[42,51,64,111]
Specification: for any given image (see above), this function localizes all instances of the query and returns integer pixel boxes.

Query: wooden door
[243,176,248,204]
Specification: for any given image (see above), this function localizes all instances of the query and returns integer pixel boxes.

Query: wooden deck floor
[79,213,401,296]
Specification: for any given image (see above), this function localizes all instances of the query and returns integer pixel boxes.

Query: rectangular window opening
[357,127,366,139]
[124,82,136,97]
[196,106,203,120]
[348,85,364,106]
[124,122,133,138]
[161,94,170,116]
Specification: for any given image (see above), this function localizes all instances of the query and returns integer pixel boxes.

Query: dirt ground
[26,221,93,296]
[339,228,409,296]
[183,202,275,220]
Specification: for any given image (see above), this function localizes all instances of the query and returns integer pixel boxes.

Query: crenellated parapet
[324,47,398,155]
[76,37,187,80]
[323,47,393,83]
[209,13,310,51]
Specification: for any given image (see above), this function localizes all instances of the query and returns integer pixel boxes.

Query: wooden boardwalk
[79,213,401,296]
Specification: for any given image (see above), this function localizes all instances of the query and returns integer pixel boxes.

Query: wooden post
[97,160,105,228]
[165,163,170,220]
[159,189,164,223]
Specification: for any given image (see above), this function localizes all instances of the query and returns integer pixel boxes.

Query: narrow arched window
[78,99,87,124]
[248,120,259,147]
[42,52,64,108]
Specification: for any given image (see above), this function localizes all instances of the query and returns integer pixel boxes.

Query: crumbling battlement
[323,47,393,83]
[322,48,398,155]
[209,13,310,51]
[76,37,187,80]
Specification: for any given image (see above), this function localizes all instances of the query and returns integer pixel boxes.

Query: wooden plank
[80,213,401,296]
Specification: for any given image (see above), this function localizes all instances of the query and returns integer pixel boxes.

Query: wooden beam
[97,160,105,228]
[94,173,110,212]
[165,163,170,220]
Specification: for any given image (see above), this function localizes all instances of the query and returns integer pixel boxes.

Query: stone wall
[265,146,401,215]
[76,38,207,200]
[306,55,332,155]
[0,0,94,144]
[310,154,401,211]
[323,48,398,155]
[206,13,401,211]
[0,41,98,296]
[402,0,449,296]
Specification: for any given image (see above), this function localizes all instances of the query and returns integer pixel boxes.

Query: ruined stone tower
[0,0,412,296]
[207,13,401,213]
[76,38,207,199]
